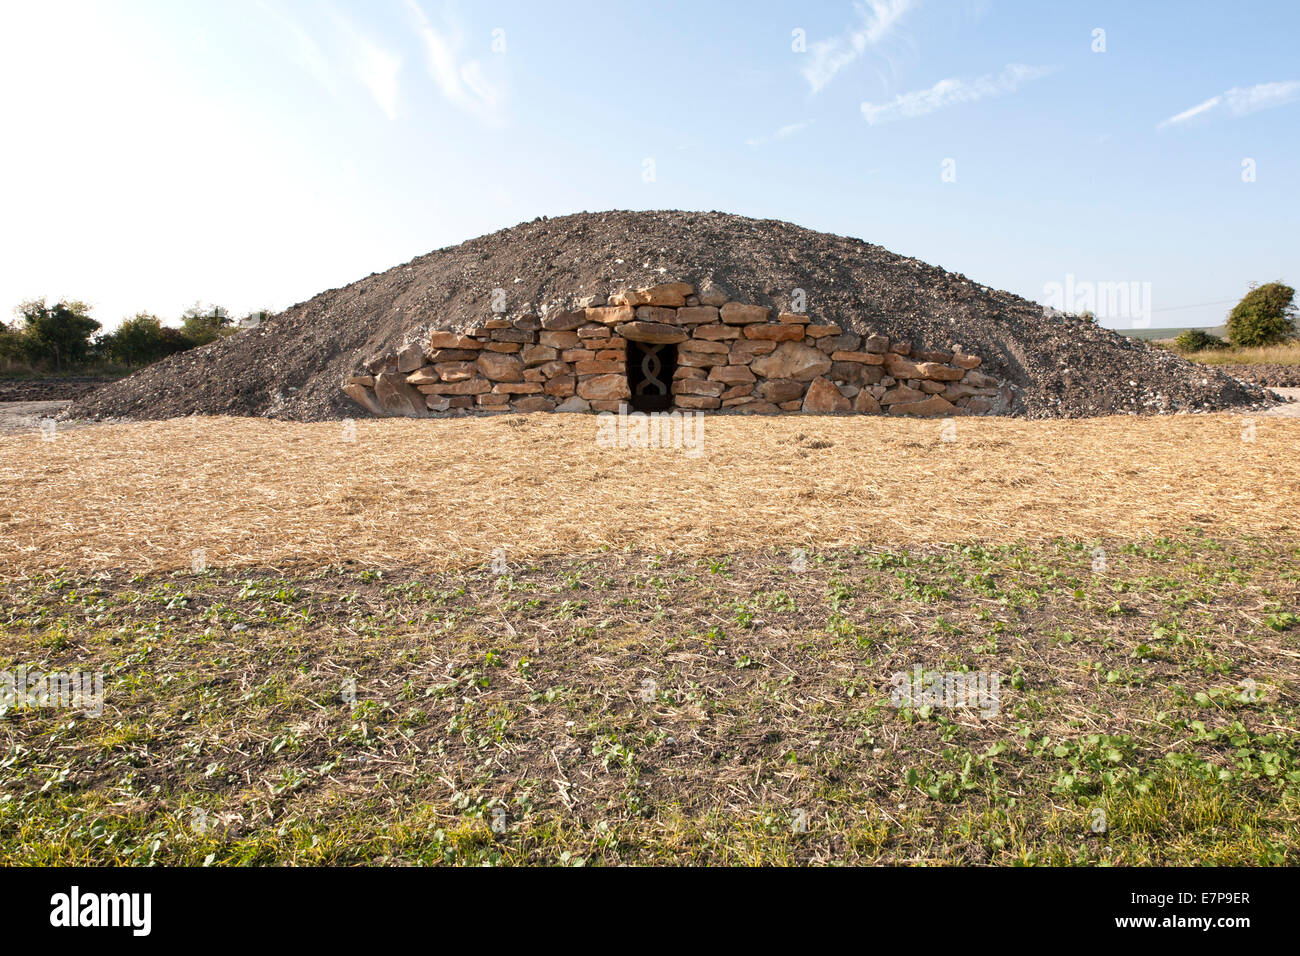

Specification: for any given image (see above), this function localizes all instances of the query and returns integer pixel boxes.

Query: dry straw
[1,413,1296,575]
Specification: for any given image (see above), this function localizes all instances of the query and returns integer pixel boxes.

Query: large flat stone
[802,376,850,413]
[476,352,525,382]
[744,323,804,341]
[374,372,427,415]
[584,305,635,326]
[888,395,957,417]
[342,383,383,415]
[720,303,771,324]
[750,341,832,381]
[576,373,631,401]
[615,321,688,344]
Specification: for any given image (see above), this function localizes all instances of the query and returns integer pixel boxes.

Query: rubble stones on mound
[342,281,1006,418]
[612,282,695,307]
[67,211,1280,424]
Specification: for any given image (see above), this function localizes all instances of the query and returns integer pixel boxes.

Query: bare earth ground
[0,401,73,438]
[1,412,1298,864]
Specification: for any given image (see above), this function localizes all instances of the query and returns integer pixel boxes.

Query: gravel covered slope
[66,210,1274,421]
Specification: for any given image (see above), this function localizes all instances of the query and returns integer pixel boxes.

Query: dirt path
[0,400,73,437]
[1263,387,1300,417]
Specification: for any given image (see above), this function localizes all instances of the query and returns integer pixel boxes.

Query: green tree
[1226,282,1296,347]
[0,317,26,361]
[16,298,100,367]
[100,312,192,366]
[180,302,235,345]
[1175,329,1225,353]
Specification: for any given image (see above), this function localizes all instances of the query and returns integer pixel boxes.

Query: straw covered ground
[2,413,1299,865]
[1,413,1298,576]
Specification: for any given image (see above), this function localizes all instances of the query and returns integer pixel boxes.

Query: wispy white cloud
[354,34,402,120]
[259,1,339,97]
[860,63,1052,125]
[746,119,815,147]
[802,0,914,94]
[263,2,402,119]
[406,0,505,123]
[1157,80,1300,129]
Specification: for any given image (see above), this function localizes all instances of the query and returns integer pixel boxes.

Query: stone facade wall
[343,281,1008,417]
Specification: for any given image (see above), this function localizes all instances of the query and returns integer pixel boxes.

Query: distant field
[1187,343,1300,366]
[1116,326,1227,342]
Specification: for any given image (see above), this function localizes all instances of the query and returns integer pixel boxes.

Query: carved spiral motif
[637,345,668,395]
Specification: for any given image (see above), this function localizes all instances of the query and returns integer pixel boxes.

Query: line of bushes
[1176,282,1296,353]
[0,299,269,374]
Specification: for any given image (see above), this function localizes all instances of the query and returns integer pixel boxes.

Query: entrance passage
[626,341,677,412]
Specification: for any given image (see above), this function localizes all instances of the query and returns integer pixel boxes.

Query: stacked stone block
[343,281,1005,417]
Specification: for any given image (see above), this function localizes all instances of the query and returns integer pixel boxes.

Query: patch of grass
[1180,342,1300,366]
[1,535,1297,865]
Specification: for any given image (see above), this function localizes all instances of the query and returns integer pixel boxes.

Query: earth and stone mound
[65,210,1275,421]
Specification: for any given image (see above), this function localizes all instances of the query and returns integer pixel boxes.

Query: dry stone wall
[343,281,1010,417]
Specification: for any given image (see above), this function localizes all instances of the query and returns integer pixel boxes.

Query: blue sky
[1,0,1297,331]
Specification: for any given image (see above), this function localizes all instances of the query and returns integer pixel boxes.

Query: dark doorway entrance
[626,341,677,412]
